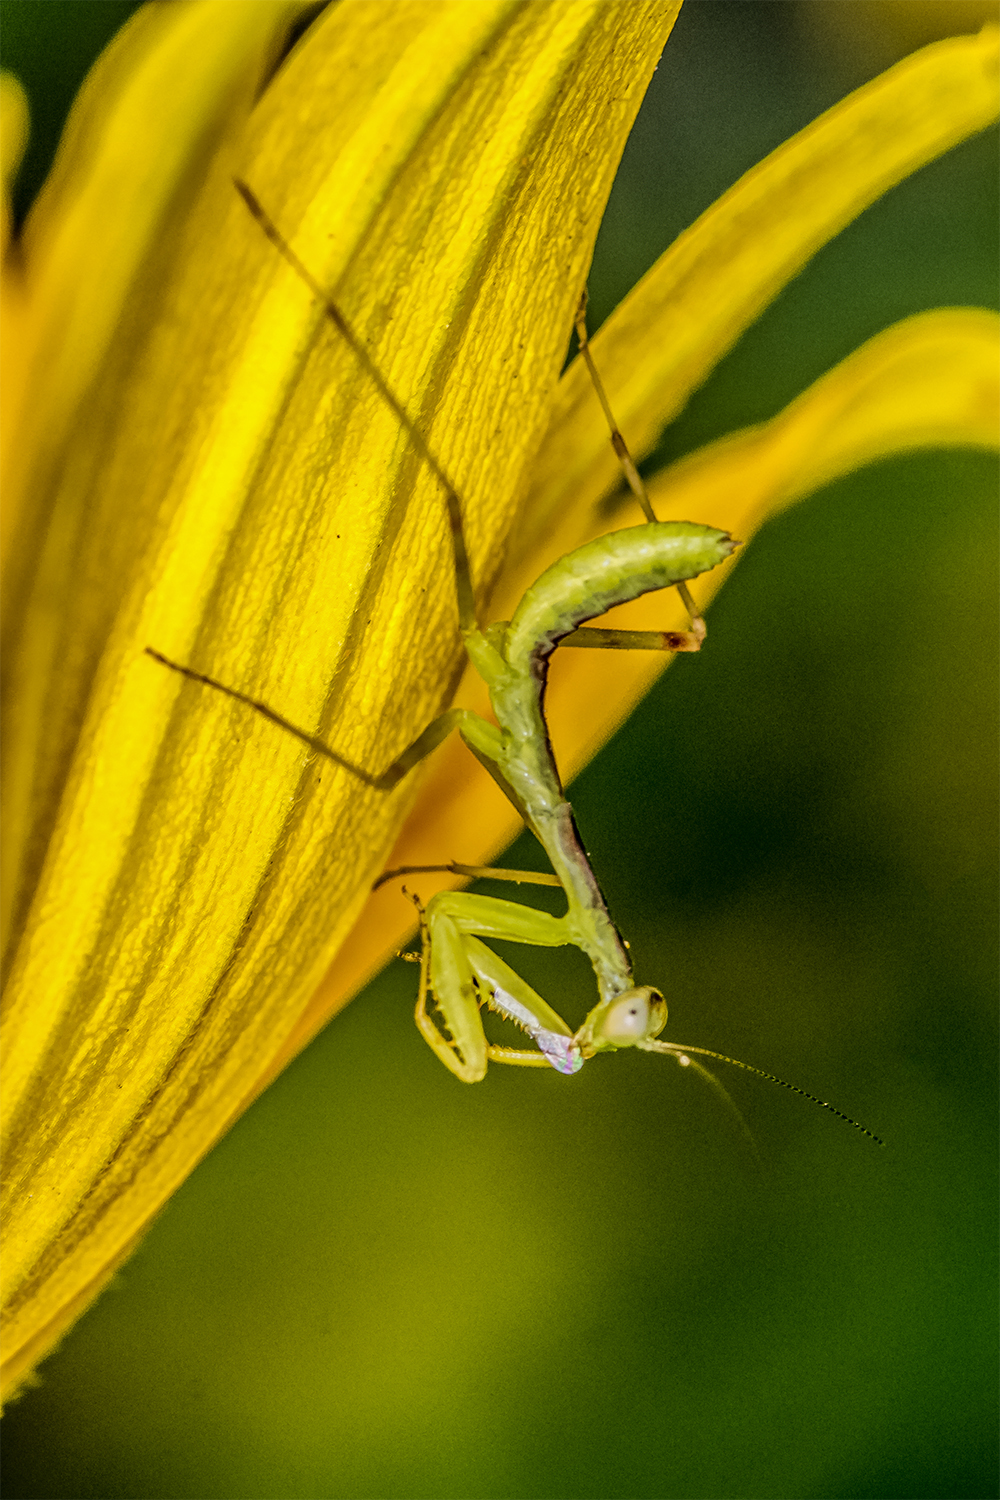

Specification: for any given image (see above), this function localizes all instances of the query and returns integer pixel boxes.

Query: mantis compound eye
[595,986,667,1048]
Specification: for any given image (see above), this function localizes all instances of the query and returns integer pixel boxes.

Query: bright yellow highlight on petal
[2,1,312,562]
[1,71,31,510]
[1,4,997,1399]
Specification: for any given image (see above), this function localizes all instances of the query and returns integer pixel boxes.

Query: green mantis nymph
[149,184,883,1143]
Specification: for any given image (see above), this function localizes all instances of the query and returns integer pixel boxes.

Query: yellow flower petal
[1,72,31,527]
[648,308,1000,523]
[3,1,313,561]
[0,71,29,220]
[2,0,315,942]
[1,0,681,1397]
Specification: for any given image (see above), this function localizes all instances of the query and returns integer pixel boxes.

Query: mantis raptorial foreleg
[146,184,883,1146]
[410,893,580,1081]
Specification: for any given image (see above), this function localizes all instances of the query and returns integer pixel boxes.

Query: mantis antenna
[643,1042,885,1147]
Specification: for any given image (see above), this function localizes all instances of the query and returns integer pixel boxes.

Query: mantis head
[575,986,667,1059]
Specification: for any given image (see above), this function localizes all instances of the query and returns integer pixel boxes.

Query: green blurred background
[1,3,996,1497]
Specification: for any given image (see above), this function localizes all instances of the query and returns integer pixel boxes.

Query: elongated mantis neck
[541,802,634,1001]
[464,626,634,1002]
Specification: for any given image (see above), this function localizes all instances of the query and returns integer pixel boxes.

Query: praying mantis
[149,182,882,1144]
